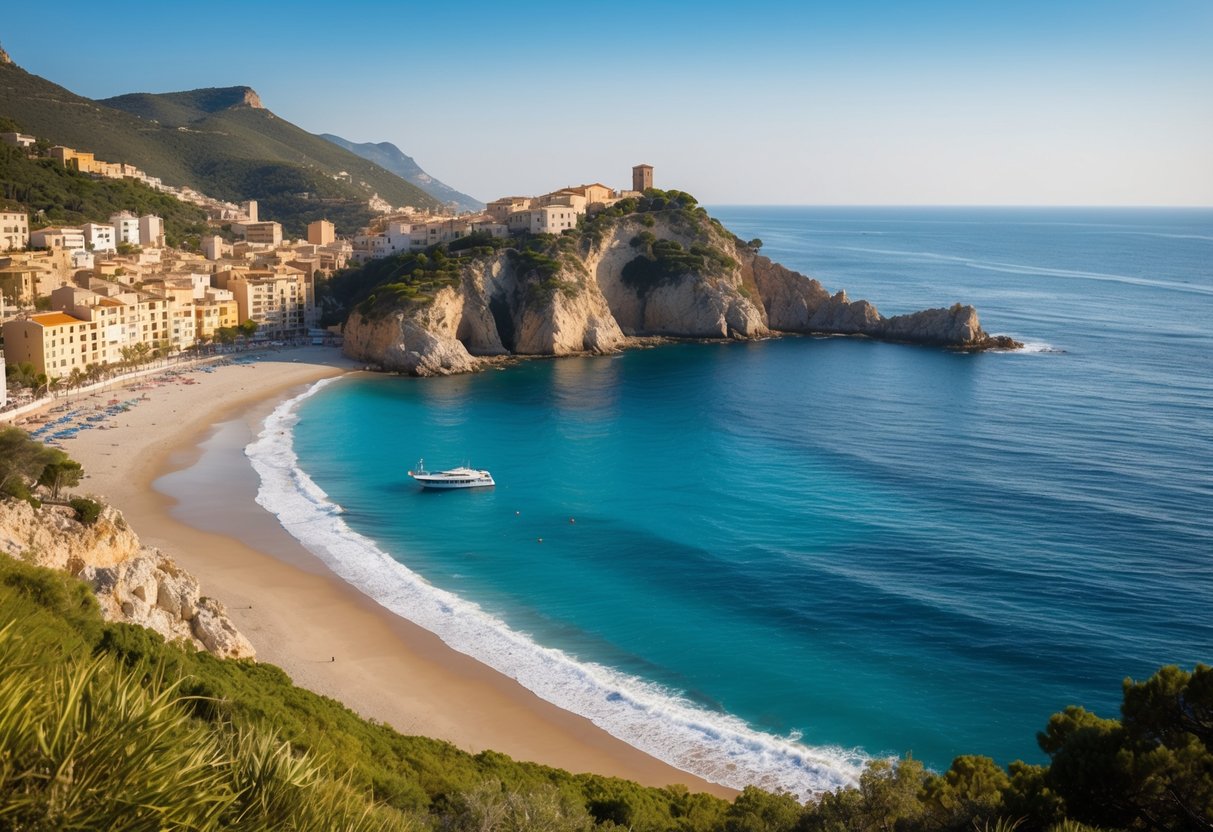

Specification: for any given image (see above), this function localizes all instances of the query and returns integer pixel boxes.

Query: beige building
[193,296,239,340]
[487,197,534,223]
[50,286,172,366]
[2,311,100,377]
[0,211,29,251]
[0,132,36,149]
[505,205,580,235]
[139,214,164,248]
[215,267,306,337]
[201,234,228,261]
[0,265,39,306]
[29,226,86,253]
[243,221,283,246]
[307,219,335,246]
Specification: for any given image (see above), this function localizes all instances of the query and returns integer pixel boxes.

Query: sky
[4,0,1212,205]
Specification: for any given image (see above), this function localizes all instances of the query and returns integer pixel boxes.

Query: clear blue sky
[4,0,1211,205]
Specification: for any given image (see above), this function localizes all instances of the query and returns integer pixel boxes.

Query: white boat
[408,459,495,490]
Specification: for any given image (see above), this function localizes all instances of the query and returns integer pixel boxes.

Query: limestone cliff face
[344,286,488,376]
[0,499,254,659]
[342,211,1020,375]
[587,216,769,339]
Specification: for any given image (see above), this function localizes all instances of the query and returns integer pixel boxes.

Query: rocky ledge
[0,499,254,659]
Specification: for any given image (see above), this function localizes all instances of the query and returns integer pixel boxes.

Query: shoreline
[60,346,735,798]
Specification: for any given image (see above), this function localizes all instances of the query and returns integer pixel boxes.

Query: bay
[265,207,1213,795]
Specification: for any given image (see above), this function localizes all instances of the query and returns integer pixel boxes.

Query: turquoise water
[257,207,1213,795]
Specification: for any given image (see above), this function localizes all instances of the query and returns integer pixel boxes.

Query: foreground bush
[0,552,1208,831]
[0,622,416,831]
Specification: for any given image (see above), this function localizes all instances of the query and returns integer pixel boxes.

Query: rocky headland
[0,498,254,659]
[338,193,1021,375]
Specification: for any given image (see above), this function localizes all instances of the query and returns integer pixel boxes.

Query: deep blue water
[268,207,1212,795]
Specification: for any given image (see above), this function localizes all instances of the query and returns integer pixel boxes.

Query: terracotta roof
[98,298,125,307]
[30,312,82,327]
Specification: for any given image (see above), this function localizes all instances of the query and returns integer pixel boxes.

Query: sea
[246,207,1213,798]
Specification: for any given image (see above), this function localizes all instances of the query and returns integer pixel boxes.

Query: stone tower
[632,164,653,193]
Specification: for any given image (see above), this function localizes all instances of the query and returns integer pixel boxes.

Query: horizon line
[699,203,1213,209]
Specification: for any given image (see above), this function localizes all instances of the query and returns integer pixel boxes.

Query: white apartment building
[505,205,580,235]
[110,212,141,246]
[83,222,116,252]
[0,211,29,251]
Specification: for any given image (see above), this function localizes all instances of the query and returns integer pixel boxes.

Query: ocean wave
[246,379,868,799]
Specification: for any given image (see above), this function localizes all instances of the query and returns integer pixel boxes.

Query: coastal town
[1,5,1209,830]
[0,122,655,412]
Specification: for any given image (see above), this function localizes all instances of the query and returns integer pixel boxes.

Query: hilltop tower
[632,164,653,193]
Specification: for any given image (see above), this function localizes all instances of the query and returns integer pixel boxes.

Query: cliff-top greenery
[320,189,744,324]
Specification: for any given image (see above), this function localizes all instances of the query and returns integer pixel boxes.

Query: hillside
[0,59,440,236]
[321,134,483,212]
[0,144,209,247]
[2,544,1209,832]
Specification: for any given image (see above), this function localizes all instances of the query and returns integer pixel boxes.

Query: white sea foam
[247,378,868,799]
[1013,341,1064,354]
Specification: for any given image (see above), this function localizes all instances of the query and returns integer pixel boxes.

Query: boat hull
[411,476,495,490]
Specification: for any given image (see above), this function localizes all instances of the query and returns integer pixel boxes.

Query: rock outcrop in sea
[340,199,1020,375]
[0,499,255,659]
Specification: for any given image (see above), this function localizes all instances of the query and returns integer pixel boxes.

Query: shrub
[70,497,103,525]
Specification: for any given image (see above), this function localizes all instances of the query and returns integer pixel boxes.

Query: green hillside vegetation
[320,248,465,324]
[0,143,209,248]
[1,542,1209,832]
[0,61,440,236]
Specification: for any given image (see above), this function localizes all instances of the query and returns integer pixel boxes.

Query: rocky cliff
[0,499,254,659]
[342,201,1020,375]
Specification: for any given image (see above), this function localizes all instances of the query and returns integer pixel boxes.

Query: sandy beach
[27,347,731,797]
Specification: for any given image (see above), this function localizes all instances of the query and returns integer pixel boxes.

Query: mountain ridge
[320,133,483,212]
[0,60,440,236]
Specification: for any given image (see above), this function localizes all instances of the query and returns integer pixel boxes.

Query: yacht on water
[408,459,495,490]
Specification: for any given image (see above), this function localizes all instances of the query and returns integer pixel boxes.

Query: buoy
[537,537,543,543]
[569,518,575,524]
[515,511,520,516]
